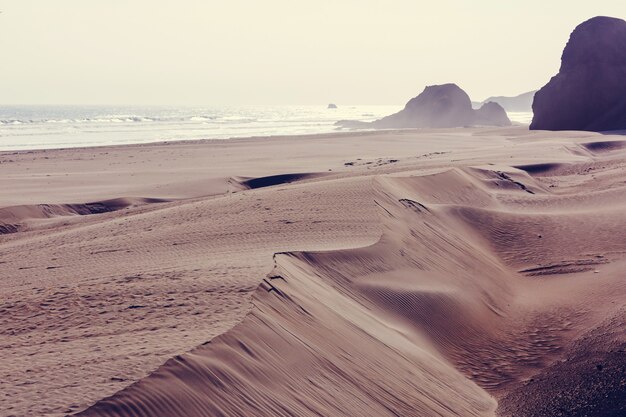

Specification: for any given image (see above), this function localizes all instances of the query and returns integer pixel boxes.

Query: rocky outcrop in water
[337,84,510,129]
[530,16,626,131]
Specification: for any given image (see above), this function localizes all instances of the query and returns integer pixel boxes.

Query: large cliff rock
[337,84,511,129]
[530,16,626,131]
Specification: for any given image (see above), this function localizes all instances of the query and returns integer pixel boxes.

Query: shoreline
[0,121,534,154]
[0,103,532,153]
[0,128,383,154]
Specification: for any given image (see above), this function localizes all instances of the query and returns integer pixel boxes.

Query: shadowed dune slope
[237,173,323,190]
[582,139,626,154]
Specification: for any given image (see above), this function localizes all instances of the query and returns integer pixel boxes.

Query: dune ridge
[75,174,503,417]
[75,151,626,416]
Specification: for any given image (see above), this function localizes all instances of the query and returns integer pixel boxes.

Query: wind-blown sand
[1,127,625,416]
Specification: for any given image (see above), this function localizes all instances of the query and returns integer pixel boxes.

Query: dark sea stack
[530,16,626,131]
[475,101,512,126]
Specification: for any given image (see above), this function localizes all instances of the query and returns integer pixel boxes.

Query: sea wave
[7,105,531,151]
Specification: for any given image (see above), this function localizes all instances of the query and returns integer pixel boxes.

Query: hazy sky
[1,1,625,105]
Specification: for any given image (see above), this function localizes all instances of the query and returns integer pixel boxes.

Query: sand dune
[1,127,625,416]
[0,197,168,235]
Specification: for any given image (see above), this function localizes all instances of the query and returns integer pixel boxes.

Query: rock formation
[327,103,338,109]
[530,16,626,131]
[475,101,512,126]
[337,84,511,129]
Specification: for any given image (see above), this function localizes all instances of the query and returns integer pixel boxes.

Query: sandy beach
[1,126,625,416]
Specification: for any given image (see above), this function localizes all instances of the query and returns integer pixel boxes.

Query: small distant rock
[475,101,511,126]
[327,103,338,109]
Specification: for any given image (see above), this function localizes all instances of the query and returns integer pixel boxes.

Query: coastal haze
[2,3,626,417]
[0,1,625,106]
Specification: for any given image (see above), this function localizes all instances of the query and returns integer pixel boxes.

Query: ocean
[0,105,533,151]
